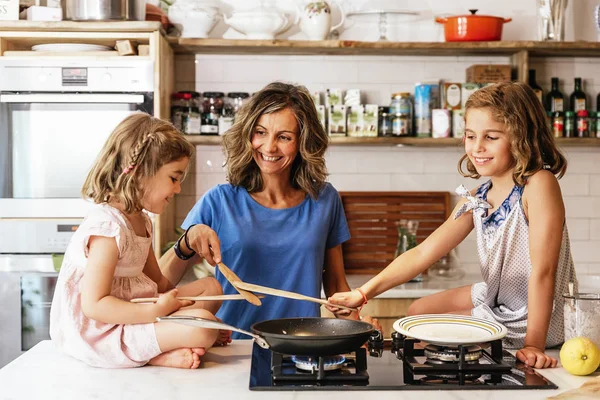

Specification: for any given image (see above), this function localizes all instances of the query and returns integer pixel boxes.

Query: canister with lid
[552,111,564,138]
[378,106,392,136]
[390,92,413,136]
[201,92,225,135]
[218,92,250,135]
[564,111,575,138]
[576,110,589,138]
[179,91,201,135]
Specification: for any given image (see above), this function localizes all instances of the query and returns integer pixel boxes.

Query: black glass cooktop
[249,337,558,391]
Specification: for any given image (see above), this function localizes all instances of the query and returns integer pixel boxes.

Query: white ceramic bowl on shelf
[168,0,221,38]
[223,7,296,40]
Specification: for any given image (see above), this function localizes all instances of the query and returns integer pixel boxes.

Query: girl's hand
[186,224,222,265]
[155,289,193,317]
[328,289,366,309]
[516,346,558,369]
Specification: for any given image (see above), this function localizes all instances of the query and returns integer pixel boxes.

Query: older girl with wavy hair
[160,82,360,337]
[330,82,577,370]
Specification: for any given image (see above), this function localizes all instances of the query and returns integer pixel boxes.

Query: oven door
[0,93,153,218]
[0,255,58,368]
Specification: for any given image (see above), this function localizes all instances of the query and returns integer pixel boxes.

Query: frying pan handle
[156,316,270,349]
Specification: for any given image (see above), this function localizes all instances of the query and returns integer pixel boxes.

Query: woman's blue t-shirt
[181,182,350,338]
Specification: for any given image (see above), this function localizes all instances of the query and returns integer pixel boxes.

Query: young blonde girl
[329,82,577,370]
[50,113,230,369]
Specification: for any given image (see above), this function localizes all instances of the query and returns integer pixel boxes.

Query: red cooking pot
[435,9,512,42]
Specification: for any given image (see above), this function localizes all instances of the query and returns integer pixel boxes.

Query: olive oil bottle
[570,77,587,112]
[546,77,564,112]
[528,69,544,104]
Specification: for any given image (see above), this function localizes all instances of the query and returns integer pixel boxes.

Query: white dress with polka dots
[455,181,577,349]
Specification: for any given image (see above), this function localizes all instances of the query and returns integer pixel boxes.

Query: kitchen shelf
[0,21,163,33]
[168,38,600,57]
[184,136,600,147]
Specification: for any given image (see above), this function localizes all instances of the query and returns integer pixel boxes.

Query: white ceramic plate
[393,314,507,346]
[32,43,113,52]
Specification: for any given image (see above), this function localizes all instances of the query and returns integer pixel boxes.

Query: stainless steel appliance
[249,332,559,390]
[64,0,146,21]
[0,57,154,368]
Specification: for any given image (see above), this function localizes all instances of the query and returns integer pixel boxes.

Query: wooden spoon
[130,294,265,303]
[233,281,358,312]
[216,261,262,306]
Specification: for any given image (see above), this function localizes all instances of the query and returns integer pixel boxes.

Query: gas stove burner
[291,355,346,372]
[423,344,483,363]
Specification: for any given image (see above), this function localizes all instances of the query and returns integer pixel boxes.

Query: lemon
[560,337,600,376]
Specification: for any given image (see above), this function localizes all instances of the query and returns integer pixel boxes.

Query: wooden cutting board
[339,191,451,274]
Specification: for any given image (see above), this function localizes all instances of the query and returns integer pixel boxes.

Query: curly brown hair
[458,81,567,185]
[222,82,329,199]
[82,112,195,213]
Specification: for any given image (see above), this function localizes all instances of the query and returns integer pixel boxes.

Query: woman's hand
[328,289,366,309]
[516,346,558,369]
[154,289,193,317]
[186,224,222,265]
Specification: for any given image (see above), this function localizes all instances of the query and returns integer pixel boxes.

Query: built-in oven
[0,57,155,368]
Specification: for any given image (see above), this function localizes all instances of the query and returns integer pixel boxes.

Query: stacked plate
[32,43,113,52]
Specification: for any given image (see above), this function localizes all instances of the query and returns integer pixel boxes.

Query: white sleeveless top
[454,181,578,349]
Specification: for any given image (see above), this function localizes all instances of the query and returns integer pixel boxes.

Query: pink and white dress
[50,203,162,368]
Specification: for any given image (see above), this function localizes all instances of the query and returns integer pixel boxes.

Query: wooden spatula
[217,261,262,306]
[233,281,358,312]
[130,294,265,303]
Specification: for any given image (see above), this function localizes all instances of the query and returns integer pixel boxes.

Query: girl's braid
[124,132,158,174]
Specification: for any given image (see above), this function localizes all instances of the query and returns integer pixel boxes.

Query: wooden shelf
[0,21,163,33]
[184,135,600,147]
[168,38,600,57]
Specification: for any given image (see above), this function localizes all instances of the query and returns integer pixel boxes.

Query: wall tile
[590,219,600,240]
[566,219,590,241]
[571,241,600,263]
[328,174,392,191]
[559,174,589,196]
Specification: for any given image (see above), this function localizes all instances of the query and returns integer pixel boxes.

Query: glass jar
[390,92,413,136]
[552,111,564,138]
[576,110,589,138]
[179,91,201,135]
[378,106,392,136]
[564,111,575,138]
[201,92,225,135]
[394,220,421,281]
[563,292,600,349]
[218,92,250,136]
[170,92,186,131]
[592,111,600,138]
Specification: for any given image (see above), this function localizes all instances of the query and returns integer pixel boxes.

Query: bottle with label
[570,77,587,112]
[546,77,564,112]
[528,69,543,104]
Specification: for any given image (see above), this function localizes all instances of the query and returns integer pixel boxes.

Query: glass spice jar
[552,111,564,138]
[179,91,201,135]
[378,106,392,136]
[577,110,589,138]
[201,92,225,135]
[564,111,575,138]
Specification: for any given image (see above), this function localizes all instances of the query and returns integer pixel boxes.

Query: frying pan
[157,316,374,356]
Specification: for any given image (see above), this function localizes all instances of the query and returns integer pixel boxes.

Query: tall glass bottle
[528,69,543,104]
[570,77,587,112]
[546,77,564,112]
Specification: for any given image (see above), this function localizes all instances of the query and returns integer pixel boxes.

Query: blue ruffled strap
[453,185,492,219]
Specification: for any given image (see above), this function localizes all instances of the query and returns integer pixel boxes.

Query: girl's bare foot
[148,348,206,369]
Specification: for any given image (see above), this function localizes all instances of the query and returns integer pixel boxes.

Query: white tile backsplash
[173,0,600,274]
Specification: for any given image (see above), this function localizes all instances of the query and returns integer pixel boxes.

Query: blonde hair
[222,82,328,199]
[82,112,195,213]
[458,81,567,185]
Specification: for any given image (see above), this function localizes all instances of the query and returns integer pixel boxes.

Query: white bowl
[169,7,220,38]
[224,9,293,40]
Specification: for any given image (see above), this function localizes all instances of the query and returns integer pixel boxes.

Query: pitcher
[299,1,345,40]
[394,219,423,282]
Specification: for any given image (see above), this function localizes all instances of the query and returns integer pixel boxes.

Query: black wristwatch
[173,225,197,260]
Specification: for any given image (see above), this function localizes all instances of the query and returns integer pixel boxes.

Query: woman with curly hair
[160,82,358,336]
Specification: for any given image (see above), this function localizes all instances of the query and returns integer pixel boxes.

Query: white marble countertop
[344,273,483,299]
[1,340,598,400]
